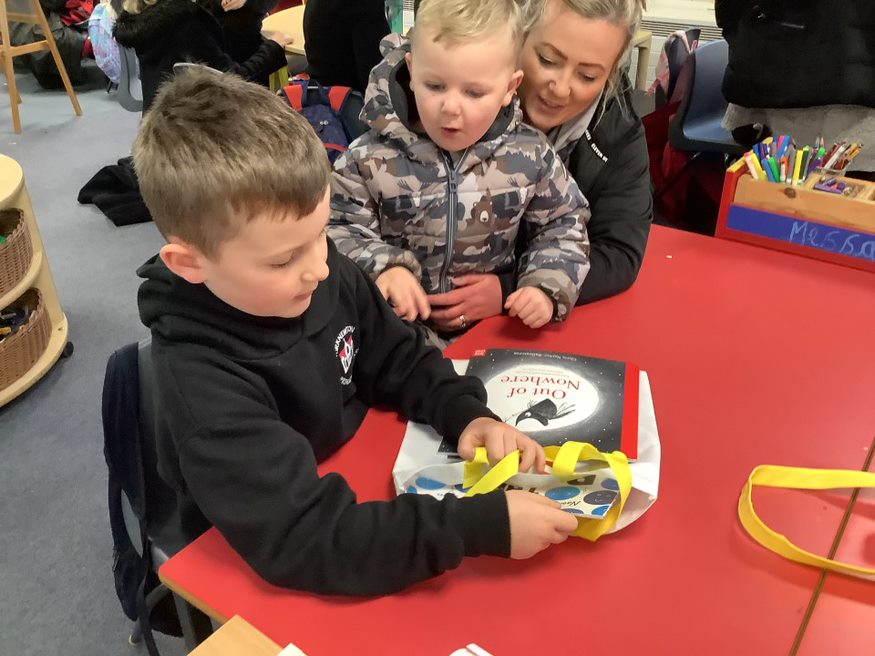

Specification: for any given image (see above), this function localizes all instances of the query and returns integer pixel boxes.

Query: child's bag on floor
[88,1,121,84]
[279,75,367,164]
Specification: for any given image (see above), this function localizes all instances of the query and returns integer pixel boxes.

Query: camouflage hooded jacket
[328,35,591,320]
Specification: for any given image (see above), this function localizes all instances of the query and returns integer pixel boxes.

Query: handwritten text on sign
[726,206,875,262]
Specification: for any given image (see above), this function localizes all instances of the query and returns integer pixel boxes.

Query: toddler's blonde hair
[413,0,526,52]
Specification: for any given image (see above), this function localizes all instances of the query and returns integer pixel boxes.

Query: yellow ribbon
[738,465,875,579]
[463,441,632,541]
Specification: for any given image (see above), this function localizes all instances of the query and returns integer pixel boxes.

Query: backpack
[88,2,121,83]
[280,76,367,164]
[103,343,182,656]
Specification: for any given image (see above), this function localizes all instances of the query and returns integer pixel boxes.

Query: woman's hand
[428,274,503,332]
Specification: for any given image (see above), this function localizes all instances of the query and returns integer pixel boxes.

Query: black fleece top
[510,90,652,306]
[717,0,875,109]
[137,240,508,595]
[303,0,390,93]
[562,90,653,304]
[114,0,286,112]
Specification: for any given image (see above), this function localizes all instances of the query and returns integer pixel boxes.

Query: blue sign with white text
[726,206,875,262]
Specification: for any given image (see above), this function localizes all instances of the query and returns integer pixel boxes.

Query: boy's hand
[457,417,546,473]
[506,491,579,559]
[505,286,553,329]
[222,0,246,11]
[428,273,503,332]
[376,266,431,321]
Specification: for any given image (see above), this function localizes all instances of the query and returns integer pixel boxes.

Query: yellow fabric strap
[463,442,632,541]
[269,66,290,92]
[738,465,875,578]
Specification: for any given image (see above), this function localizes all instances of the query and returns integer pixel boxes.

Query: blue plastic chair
[668,39,744,156]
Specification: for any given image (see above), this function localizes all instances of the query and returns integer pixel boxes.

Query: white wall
[645,0,717,24]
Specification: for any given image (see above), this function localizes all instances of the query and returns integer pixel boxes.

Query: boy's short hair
[133,69,330,258]
[413,0,525,52]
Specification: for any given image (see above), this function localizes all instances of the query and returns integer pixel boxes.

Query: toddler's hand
[222,0,246,11]
[505,286,554,329]
[457,417,546,474]
[506,491,578,559]
[376,266,431,321]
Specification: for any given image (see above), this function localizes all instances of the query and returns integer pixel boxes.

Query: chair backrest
[652,28,700,108]
[666,28,700,101]
[117,46,143,113]
[668,39,744,155]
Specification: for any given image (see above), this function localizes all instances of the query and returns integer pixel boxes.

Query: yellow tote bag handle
[463,441,632,541]
[738,465,875,579]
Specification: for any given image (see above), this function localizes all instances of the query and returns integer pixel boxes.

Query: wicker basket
[0,289,50,391]
[0,209,34,298]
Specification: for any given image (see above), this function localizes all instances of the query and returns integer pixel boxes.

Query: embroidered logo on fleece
[584,129,608,163]
[334,325,357,385]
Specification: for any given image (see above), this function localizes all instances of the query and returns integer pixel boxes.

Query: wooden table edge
[789,432,875,655]
[159,565,230,625]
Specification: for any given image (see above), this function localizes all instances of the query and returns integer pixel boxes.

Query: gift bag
[393,369,661,537]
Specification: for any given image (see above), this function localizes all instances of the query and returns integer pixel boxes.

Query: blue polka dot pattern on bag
[583,490,618,505]
[546,486,581,501]
[414,477,447,490]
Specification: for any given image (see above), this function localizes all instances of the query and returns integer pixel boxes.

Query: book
[438,349,639,459]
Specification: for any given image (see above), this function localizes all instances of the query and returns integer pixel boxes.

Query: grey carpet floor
[1,68,185,656]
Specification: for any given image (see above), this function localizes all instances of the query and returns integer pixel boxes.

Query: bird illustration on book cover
[441,349,639,458]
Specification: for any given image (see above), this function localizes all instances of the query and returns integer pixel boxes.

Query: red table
[160,226,875,655]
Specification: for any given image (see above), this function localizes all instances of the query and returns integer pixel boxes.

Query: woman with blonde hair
[428,0,652,330]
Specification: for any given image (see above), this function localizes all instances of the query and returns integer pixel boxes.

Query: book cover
[440,349,639,459]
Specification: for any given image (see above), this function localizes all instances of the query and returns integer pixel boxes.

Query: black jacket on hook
[717,0,875,109]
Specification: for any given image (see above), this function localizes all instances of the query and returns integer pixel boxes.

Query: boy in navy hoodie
[133,69,577,595]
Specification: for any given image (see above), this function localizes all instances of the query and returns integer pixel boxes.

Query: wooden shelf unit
[0,154,70,406]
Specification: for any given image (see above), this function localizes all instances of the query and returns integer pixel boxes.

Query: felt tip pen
[767,156,780,182]
[761,157,776,181]
[792,149,803,185]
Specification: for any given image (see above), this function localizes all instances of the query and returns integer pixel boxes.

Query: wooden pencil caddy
[717,160,875,272]
[734,174,875,233]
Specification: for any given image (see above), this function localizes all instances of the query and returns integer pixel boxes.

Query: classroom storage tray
[0,209,34,297]
[0,289,51,391]
[716,161,875,272]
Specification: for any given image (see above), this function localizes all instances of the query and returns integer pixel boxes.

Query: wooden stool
[0,0,82,133]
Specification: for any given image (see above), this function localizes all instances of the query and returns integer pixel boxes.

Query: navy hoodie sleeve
[162,352,509,596]
[349,265,500,441]
[182,28,287,83]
